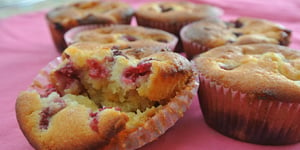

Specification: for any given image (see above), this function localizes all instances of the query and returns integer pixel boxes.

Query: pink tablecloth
[1,0,300,149]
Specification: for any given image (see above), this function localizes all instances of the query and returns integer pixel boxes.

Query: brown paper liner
[180,25,210,60]
[64,24,178,51]
[28,57,199,149]
[198,73,300,145]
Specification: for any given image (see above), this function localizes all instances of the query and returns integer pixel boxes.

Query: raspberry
[87,59,110,79]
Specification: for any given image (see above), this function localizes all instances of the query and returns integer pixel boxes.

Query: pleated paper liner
[29,57,199,149]
[64,24,179,51]
[180,25,210,60]
[198,73,300,145]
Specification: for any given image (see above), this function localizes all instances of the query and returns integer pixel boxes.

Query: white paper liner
[28,57,199,149]
[64,24,178,51]
[180,25,210,59]
[198,73,300,145]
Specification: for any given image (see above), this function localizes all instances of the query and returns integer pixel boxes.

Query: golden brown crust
[46,0,134,51]
[193,44,300,102]
[16,91,128,150]
[181,17,291,49]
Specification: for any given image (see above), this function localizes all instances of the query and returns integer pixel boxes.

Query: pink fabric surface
[1,0,300,149]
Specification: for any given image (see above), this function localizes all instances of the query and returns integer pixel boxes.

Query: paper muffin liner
[29,57,199,149]
[64,24,178,51]
[180,25,210,60]
[198,73,300,145]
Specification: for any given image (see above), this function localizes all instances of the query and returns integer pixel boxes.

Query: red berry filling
[123,62,152,84]
[39,98,66,130]
[53,61,81,95]
[89,112,99,132]
[57,61,78,78]
[87,59,110,79]
[40,84,57,98]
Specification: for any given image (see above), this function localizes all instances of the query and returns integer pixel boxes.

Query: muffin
[135,1,223,52]
[46,0,134,52]
[193,44,300,145]
[64,24,178,51]
[16,43,199,149]
[181,17,292,59]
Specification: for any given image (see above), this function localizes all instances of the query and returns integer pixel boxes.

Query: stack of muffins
[16,0,300,150]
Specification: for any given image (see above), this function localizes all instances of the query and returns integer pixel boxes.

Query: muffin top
[66,25,178,50]
[193,44,300,102]
[47,1,134,25]
[135,1,223,23]
[181,17,291,49]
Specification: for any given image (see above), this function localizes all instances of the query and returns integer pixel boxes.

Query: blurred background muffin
[181,17,291,59]
[46,0,134,52]
[135,1,223,52]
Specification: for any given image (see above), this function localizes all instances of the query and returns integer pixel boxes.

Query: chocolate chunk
[227,40,234,43]
[122,35,137,41]
[156,39,168,43]
[233,32,243,37]
[54,22,64,31]
[159,5,173,13]
[234,20,243,28]
[279,29,292,46]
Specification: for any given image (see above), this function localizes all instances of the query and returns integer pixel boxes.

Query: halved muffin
[16,43,198,149]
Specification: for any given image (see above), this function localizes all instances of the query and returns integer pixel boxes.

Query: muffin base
[198,73,300,145]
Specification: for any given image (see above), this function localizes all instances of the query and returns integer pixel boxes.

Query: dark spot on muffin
[255,89,278,100]
[112,49,129,59]
[77,14,113,25]
[122,35,137,42]
[233,32,243,37]
[111,45,119,50]
[227,40,235,44]
[160,48,170,52]
[203,27,211,31]
[279,29,292,46]
[156,39,168,43]
[54,22,64,31]
[234,20,244,28]
[159,5,173,13]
